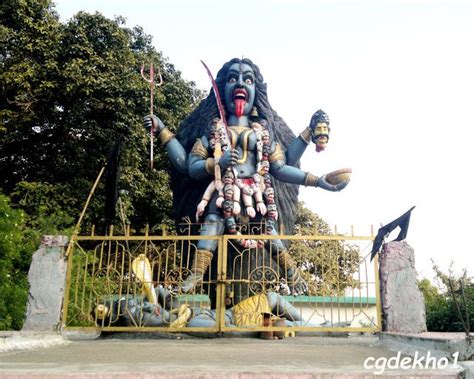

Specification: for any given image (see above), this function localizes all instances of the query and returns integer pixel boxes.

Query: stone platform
[0,333,469,378]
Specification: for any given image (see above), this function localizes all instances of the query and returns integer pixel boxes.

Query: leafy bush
[0,186,76,330]
[0,0,201,329]
[418,267,473,333]
[290,202,360,296]
[1,0,202,234]
[11,181,76,234]
[0,194,29,330]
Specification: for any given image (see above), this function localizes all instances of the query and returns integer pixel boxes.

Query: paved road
[0,335,464,378]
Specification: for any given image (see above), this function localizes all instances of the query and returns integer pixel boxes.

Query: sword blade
[200,60,229,130]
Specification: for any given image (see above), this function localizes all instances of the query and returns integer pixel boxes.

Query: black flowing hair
[170,58,299,235]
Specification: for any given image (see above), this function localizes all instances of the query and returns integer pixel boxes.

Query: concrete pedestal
[379,240,427,333]
[22,235,69,331]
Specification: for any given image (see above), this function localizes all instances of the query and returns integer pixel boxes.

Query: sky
[53,0,474,280]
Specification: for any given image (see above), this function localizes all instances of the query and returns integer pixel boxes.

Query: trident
[141,62,163,169]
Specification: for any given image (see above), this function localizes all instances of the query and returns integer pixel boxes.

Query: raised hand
[143,114,166,136]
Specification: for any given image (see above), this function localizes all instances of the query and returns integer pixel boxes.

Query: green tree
[0,0,62,186]
[418,267,473,333]
[0,194,29,330]
[418,278,452,331]
[418,278,441,305]
[0,0,203,330]
[289,202,360,296]
[1,0,203,234]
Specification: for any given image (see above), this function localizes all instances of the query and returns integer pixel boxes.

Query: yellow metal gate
[62,224,381,334]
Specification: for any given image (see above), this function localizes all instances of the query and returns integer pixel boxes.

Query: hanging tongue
[235,99,245,117]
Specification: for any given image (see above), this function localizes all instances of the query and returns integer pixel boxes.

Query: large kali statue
[144,58,350,302]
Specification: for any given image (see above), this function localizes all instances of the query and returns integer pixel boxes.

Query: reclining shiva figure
[144,58,351,296]
[94,287,316,328]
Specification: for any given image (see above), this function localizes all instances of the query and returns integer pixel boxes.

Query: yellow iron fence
[62,224,381,334]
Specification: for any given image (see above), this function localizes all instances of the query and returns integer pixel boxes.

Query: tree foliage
[0,0,202,329]
[0,194,29,330]
[1,0,203,234]
[290,202,361,296]
[418,265,473,333]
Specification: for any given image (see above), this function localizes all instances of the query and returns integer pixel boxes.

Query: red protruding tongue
[235,99,245,117]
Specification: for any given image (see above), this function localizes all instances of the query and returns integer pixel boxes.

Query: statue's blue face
[224,63,256,117]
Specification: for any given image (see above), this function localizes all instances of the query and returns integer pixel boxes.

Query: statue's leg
[181,212,224,293]
[266,293,319,327]
[265,225,308,296]
[266,292,302,321]
[113,298,171,327]
[186,309,233,328]
[140,303,172,327]
[155,286,180,310]
[264,224,287,254]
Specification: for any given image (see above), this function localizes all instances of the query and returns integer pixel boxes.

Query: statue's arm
[188,136,239,180]
[188,136,214,180]
[196,181,216,220]
[144,115,187,174]
[285,126,313,166]
[269,142,350,192]
[269,155,310,186]
[268,141,305,184]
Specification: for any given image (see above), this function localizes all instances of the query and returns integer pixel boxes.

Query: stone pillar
[379,240,427,333]
[22,235,69,331]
